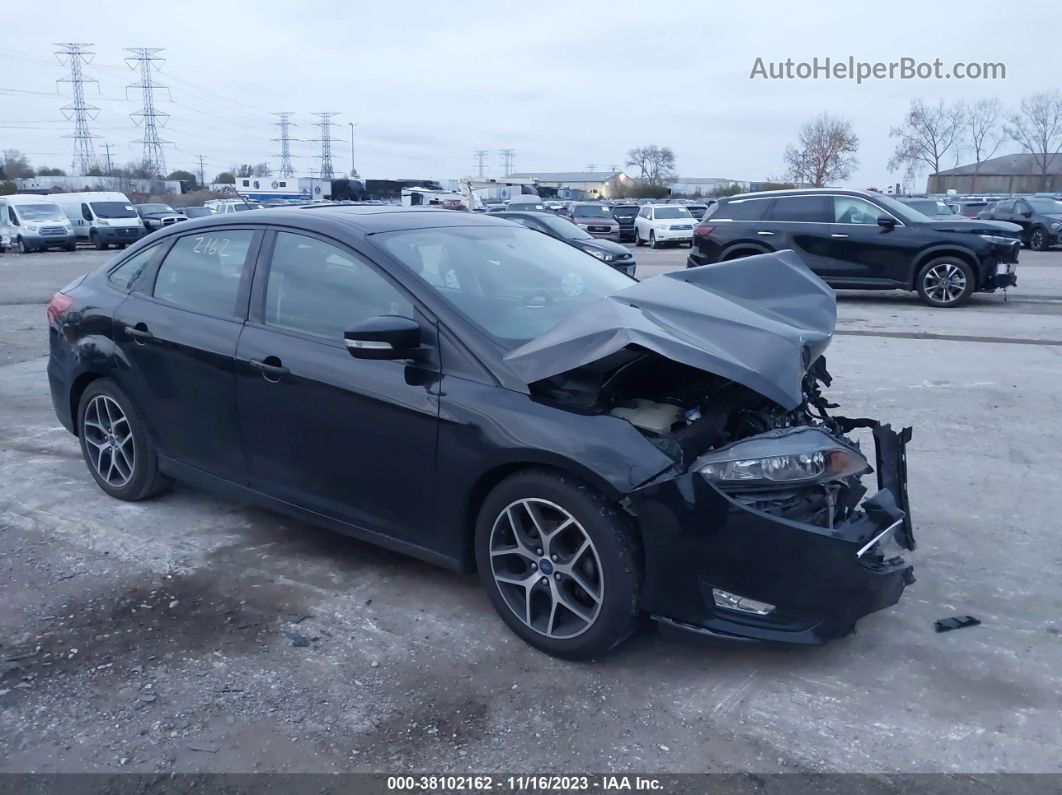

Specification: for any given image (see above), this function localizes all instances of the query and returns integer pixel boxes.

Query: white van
[0,194,77,253]
[53,192,146,250]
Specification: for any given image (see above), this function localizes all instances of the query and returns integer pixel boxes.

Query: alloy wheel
[489,498,603,639]
[82,394,135,488]
[1031,230,1045,250]
[922,262,967,305]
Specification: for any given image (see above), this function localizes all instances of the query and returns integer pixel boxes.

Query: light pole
[349,122,359,179]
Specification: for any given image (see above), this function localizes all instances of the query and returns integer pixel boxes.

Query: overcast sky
[2,1,1058,189]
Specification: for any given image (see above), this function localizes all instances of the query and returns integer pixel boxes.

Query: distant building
[928,153,1062,194]
[507,171,631,199]
[15,175,183,194]
[668,177,750,196]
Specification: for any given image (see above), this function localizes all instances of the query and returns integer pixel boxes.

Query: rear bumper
[631,423,915,646]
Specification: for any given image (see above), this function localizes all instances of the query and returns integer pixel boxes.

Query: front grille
[588,226,612,233]
[670,224,693,231]
[40,226,67,236]
[117,227,138,236]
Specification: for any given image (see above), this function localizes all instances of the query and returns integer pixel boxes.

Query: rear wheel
[1030,227,1049,251]
[77,379,170,501]
[475,469,641,660]
[916,257,975,308]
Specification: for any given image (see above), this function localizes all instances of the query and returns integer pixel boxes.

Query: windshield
[1028,198,1062,214]
[14,203,65,222]
[377,225,633,348]
[873,194,930,223]
[138,204,175,214]
[904,200,953,217]
[572,205,613,218]
[653,207,693,219]
[91,201,138,219]
[509,202,546,211]
[532,213,593,240]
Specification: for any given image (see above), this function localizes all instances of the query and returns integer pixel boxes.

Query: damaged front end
[506,252,916,644]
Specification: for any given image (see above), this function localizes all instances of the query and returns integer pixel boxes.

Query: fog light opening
[712,588,775,616]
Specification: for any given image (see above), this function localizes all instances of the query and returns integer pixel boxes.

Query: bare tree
[967,99,1004,178]
[783,113,859,187]
[2,149,35,179]
[888,99,965,181]
[1005,91,1062,191]
[625,145,676,185]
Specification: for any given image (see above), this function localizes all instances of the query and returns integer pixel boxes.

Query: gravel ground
[1,244,1061,774]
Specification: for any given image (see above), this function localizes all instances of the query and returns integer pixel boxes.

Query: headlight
[699,429,870,489]
[1051,222,1061,231]
[24,223,39,232]
[979,234,1015,245]
[587,249,616,262]
[97,219,109,226]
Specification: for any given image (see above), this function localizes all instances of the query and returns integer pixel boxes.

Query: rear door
[762,194,834,271]
[235,229,440,544]
[112,227,260,481]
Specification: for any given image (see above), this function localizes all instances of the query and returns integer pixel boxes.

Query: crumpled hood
[503,249,836,410]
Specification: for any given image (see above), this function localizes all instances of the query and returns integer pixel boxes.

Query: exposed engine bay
[531,347,912,542]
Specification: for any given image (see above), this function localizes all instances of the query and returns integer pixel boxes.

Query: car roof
[149,205,519,236]
[724,187,880,201]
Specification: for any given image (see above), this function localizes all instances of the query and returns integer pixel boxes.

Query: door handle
[125,324,153,344]
[756,231,774,236]
[831,233,849,238]
[249,358,289,382]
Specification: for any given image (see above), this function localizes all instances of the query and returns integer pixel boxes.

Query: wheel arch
[910,246,982,290]
[459,457,628,573]
[720,243,771,261]
[69,370,105,437]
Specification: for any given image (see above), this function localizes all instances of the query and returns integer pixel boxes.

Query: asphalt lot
[1,243,1061,774]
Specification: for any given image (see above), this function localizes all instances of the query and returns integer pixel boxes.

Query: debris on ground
[284,629,311,648]
[935,616,981,633]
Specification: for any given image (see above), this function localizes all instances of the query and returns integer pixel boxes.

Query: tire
[649,231,659,249]
[915,257,976,308]
[65,242,77,252]
[18,237,33,254]
[76,379,170,501]
[634,227,644,247]
[474,469,641,660]
[91,232,107,251]
[1030,227,1049,252]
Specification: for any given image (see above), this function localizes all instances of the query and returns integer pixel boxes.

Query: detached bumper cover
[630,423,914,645]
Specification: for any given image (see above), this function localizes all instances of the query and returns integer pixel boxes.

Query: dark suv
[689,189,1021,308]
[977,196,1062,251]
[610,204,639,242]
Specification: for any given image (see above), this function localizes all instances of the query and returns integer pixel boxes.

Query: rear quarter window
[718,198,771,221]
[108,244,160,289]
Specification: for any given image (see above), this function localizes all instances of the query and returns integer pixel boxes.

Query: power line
[309,112,340,180]
[272,112,299,178]
[474,150,488,178]
[124,47,171,176]
[55,43,100,176]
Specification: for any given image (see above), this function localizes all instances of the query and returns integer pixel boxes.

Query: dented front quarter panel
[627,422,916,645]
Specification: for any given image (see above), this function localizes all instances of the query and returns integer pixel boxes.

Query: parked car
[895,197,973,220]
[135,203,188,232]
[609,204,639,242]
[685,203,708,220]
[0,194,77,253]
[46,206,915,659]
[689,188,1020,308]
[634,204,696,248]
[495,210,636,276]
[54,191,145,250]
[566,203,621,240]
[506,197,548,213]
[977,196,1062,250]
[181,207,214,219]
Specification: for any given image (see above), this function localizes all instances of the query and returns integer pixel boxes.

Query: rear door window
[152,230,255,317]
[768,196,832,223]
[719,198,770,221]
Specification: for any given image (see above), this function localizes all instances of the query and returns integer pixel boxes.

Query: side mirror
[877,214,897,230]
[344,315,421,360]
[1021,210,1032,218]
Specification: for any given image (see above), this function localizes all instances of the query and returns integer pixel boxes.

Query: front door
[823,195,912,286]
[235,230,439,545]
[112,228,260,480]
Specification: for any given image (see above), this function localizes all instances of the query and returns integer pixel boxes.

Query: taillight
[693,225,715,237]
[46,292,74,330]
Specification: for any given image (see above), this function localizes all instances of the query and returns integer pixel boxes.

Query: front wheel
[1030,227,1049,251]
[475,469,641,660]
[18,237,33,254]
[649,231,659,249]
[634,227,644,247]
[77,379,170,501]
[65,242,77,252]
[916,258,975,308]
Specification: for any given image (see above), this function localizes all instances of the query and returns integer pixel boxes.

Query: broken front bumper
[629,423,915,645]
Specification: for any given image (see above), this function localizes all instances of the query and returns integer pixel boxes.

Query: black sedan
[494,210,636,276]
[46,207,915,659]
